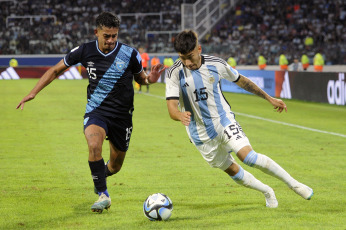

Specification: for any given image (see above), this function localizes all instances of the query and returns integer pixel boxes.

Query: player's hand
[270,97,287,113]
[180,111,191,126]
[148,64,166,83]
[16,94,35,110]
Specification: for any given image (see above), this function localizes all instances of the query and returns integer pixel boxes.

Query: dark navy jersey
[64,40,143,118]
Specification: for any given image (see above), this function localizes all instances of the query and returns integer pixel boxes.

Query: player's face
[179,45,202,70]
[95,26,119,53]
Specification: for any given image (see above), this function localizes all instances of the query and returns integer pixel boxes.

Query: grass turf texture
[1,80,345,229]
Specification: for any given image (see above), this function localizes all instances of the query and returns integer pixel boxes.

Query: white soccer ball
[143,193,173,221]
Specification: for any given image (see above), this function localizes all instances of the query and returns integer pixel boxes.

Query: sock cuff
[231,165,244,181]
[243,150,258,166]
[98,189,110,197]
[88,158,105,166]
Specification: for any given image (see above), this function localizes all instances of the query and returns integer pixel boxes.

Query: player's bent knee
[223,161,239,177]
[108,158,125,174]
[109,164,122,174]
[87,142,103,161]
[88,141,102,153]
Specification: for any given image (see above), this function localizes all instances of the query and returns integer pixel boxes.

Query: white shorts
[195,121,251,170]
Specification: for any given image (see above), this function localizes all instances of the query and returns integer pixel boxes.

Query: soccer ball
[143,193,173,221]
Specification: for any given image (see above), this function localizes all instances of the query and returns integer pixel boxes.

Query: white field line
[142,93,346,138]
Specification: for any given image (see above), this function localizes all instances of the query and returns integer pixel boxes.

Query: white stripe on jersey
[165,55,239,145]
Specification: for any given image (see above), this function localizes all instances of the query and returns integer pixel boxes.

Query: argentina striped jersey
[165,55,240,145]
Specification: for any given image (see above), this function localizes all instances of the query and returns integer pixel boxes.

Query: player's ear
[198,45,202,54]
[94,29,98,37]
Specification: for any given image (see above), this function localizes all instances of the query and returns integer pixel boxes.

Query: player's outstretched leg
[89,159,112,213]
[91,192,111,213]
[242,150,313,200]
[226,164,278,208]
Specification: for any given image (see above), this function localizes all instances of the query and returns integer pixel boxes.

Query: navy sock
[98,190,109,197]
[89,159,107,194]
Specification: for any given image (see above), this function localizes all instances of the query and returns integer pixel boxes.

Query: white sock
[231,166,271,193]
[243,150,298,188]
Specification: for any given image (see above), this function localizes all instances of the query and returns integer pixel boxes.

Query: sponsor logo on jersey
[87,61,94,67]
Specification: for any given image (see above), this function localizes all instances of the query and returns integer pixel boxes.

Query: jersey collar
[96,40,118,57]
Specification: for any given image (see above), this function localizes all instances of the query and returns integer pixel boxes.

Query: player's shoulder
[203,54,228,67]
[166,59,183,79]
[68,40,96,54]
[118,42,137,53]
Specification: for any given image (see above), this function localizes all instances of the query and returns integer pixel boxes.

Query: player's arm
[235,74,287,113]
[166,99,191,126]
[16,59,68,110]
[134,64,165,85]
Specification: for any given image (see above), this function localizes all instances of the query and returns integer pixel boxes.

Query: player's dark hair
[96,12,120,29]
[174,30,198,54]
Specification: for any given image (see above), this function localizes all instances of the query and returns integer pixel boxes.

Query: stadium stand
[203,0,346,65]
[0,0,345,64]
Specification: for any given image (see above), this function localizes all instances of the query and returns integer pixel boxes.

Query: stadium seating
[0,0,345,64]
[203,0,346,65]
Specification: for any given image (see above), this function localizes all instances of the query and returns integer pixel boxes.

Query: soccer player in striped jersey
[166,30,313,208]
[17,12,165,213]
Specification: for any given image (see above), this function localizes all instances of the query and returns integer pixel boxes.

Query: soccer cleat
[264,188,278,208]
[291,183,314,200]
[91,193,111,213]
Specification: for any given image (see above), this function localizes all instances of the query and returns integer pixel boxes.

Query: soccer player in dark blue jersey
[17,12,165,213]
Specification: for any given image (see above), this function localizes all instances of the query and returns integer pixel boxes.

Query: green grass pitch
[1,80,345,229]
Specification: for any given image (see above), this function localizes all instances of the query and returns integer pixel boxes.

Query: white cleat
[264,188,278,208]
[291,183,314,200]
[91,193,111,213]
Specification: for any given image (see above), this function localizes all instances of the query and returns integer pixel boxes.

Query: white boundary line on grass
[142,93,346,138]
[236,112,346,138]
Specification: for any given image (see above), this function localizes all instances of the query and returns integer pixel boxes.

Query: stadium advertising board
[0,56,63,67]
[221,70,346,106]
[2,66,345,106]
[221,70,276,97]
[0,66,87,80]
[276,71,346,106]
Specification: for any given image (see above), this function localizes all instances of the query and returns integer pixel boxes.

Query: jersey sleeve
[131,49,143,74]
[64,45,84,67]
[220,61,240,82]
[165,67,180,100]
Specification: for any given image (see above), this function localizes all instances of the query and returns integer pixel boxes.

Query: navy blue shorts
[83,114,133,152]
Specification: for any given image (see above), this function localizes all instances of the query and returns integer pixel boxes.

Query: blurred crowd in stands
[205,0,346,65]
[0,0,345,65]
